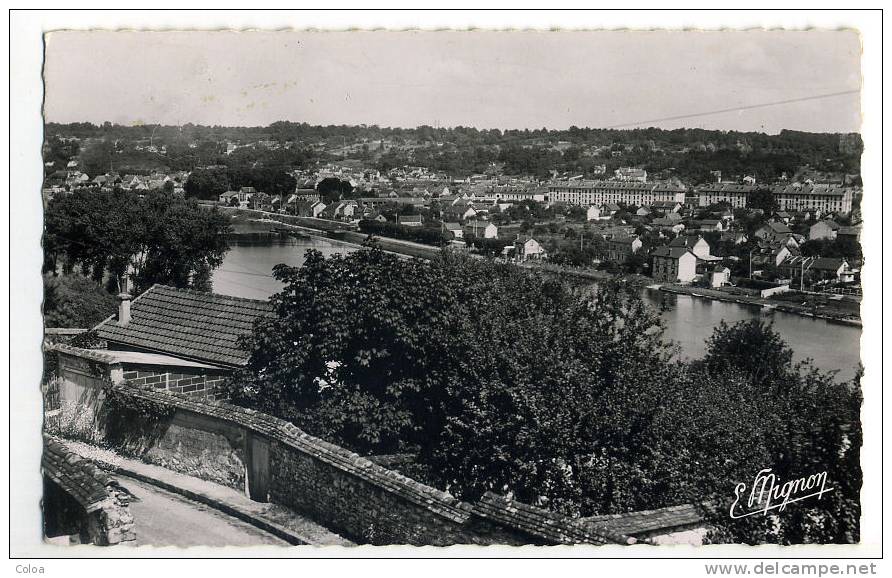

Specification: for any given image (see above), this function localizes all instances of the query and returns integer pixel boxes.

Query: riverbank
[223,207,443,260]
[219,208,862,327]
[519,261,651,288]
[654,284,862,327]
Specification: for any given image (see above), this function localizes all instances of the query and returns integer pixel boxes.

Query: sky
[43,30,862,134]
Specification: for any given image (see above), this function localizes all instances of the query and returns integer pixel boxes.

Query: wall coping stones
[46,343,119,365]
[472,492,634,546]
[579,503,705,537]
[42,435,114,513]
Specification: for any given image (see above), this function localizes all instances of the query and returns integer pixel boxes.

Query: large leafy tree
[184,168,230,200]
[44,188,231,293]
[696,320,862,544]
[226,246,860,543]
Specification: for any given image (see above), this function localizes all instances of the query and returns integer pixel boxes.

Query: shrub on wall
[99,385,175,454]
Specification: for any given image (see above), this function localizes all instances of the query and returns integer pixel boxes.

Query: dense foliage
[225,247,861,543]
[800,237,863,263]
[184,166,297,200]
[357,220,449,246]
[42,273,117,328]
[44,189,232,293]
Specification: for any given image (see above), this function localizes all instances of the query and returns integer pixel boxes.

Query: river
[213,237,862,382]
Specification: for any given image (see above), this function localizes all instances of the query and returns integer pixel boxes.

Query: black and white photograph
[7,8,885,570]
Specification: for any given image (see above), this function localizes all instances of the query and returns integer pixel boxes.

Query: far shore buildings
[695,184,751,208]
[604,236,643,263]
[464,220,498,239]
[694,183,854,213]
[506,236,547,263]
[809,219,840,241]
[548,181,687,207]
[651,246,698,283]
[651,235,723,283]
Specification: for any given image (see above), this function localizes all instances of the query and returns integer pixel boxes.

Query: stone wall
[76,384,635,547]
[120,411,248,493]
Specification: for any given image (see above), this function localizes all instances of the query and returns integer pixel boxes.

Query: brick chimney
[118,275,132,326]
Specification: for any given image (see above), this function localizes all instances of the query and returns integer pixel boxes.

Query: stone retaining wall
[82,384,632,546]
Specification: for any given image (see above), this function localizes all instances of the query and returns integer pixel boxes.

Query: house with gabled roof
[651,246,698,283]
[510,236,547,262]
[605,236,643,262]
[464,220,498,239]
[809,220,840,241]
[444,222,463,239]
[66,284,276,400]
[755,221,792,243]
[668,235,712,259]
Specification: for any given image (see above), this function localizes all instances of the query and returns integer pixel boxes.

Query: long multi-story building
[552,180,854,214]
[771,184,854,214]
[696,183,854,213]
[696,184,754,208]
[547,180,686,207]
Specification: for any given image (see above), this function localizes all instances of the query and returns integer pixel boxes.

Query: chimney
[118,275,132,326]
[118,293,132,326]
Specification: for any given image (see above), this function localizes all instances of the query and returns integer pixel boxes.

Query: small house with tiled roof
[94,284,273,369]
[49,284,275,401]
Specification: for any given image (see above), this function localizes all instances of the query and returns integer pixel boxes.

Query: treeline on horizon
[45,120,862,145]
[45,121,863,185]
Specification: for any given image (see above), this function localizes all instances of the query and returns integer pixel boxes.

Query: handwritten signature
[730,468,834,519]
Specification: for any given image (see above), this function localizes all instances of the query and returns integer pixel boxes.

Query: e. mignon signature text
[730,468,834,519]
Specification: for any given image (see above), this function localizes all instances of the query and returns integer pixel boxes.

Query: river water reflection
[213,238,861,382]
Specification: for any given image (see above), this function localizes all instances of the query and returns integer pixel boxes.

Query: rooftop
[94,284,274,368]
[42,436,115,513]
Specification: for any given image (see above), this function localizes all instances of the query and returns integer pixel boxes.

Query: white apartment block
[771,184,854,214]
[696,184,753,208]
[547,181,686,207]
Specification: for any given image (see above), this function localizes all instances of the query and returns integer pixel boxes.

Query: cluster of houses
[43,169,189,199]
[644,215,857,290]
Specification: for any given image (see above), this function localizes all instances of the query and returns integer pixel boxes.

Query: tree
[621,251,648,274]
[316,177,353,204]
[184,168,230,200]
[44,188,231,293]
[79,138,116,177]
[225,242,860,544]
[694,320,861,544]
[747,187,779,213]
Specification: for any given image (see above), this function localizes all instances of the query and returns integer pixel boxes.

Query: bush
[43,273,117,329]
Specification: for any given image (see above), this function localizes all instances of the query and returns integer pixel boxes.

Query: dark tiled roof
[668,236,705,249]
[769,222,792,234]
[94,285,274,368]
[811,257,847,271]
[653,246,693,259]
[42,436,112,512]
